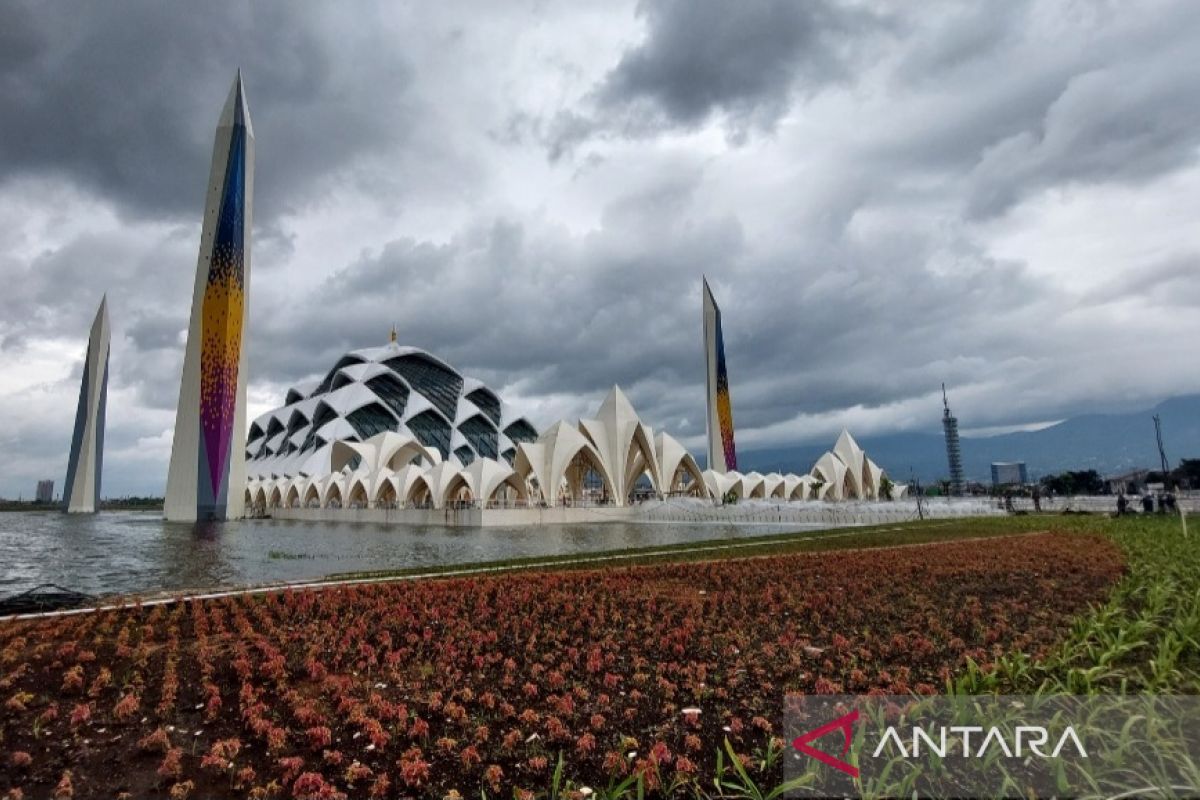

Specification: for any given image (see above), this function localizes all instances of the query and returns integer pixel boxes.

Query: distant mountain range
[735,395,1200,483]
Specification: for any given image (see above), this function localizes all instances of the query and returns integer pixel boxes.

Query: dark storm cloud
[248,171,746,414]
[601,0,858,124]
[1086,253,1200,309]
[3,0,1200,497]
[964,57,1200,218]
[871,2,1200,219]
[0,224,180,349]
[0,0,417,224]
[893,2,1032,85]
[547,0,879,155]
[241,164,1052,446]
[126,311,185,352]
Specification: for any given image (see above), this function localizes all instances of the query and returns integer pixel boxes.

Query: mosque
[241,282,903,522]
[62,72,902,525]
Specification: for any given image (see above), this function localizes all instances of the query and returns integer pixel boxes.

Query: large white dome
[245,342,537,480]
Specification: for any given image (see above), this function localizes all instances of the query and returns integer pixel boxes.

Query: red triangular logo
[792,708,860,778]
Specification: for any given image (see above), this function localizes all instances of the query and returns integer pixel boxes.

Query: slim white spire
[63,296,110,513]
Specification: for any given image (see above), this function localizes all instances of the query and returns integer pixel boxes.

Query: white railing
[629,497,1003,526]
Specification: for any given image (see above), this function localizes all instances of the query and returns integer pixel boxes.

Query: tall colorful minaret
[62,296,110,513]
[165,73,254,522]
[702,277,737,472]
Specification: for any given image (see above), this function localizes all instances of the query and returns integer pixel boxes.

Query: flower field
[1,531,1124,799]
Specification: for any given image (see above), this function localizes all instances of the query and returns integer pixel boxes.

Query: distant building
[36,480,55,504]
[1107,469,1150,495]
[942,384,964,496]
[991,462,1028,486]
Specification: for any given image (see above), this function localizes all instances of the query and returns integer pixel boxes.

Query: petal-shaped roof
[245,340,538,483]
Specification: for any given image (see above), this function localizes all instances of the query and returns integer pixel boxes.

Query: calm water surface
[0,511,816,598]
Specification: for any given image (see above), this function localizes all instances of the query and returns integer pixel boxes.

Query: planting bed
[0,531,1123,798]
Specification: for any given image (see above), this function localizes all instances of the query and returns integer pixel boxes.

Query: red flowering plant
[0,532,1123,796]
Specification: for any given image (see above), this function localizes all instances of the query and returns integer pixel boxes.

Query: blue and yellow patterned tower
[702,277,737,472]
[165,73,254,521]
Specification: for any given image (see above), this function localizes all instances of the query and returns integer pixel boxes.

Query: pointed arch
[374,478,398,508]
[656,432,707,497]
[465,458,529,508]
[786,474,817,501]
[514,422,616,507]
[486,472,528,507]
[864,459,883,500]
[443,473,474,508]
[347,476,370,508]
[812,453,847,501]
[379,437,438,471]
[421,460,469,510]
[578,386,662,505]
[624,447,648,499]
[562,445,616,505]
[405,474,434,508]
[331,439,376,474]
[389,465,430,508]
[701,469,738,502]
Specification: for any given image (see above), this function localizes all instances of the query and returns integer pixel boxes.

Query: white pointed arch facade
[701,469,738,501]
[245,376,905,514]
[806,429,895,501]
[514,420,616,507]
[741,471,766,498]
[811,452,849,501]
[464,457,529,507]
[578,386,663,505]
[389,464,432,507]
[762,472,785,499]
[656,432,705,496]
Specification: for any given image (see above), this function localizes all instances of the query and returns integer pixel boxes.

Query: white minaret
[165,73,255,522]
[63,295,110,513]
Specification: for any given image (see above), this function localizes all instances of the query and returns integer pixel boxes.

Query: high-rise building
[991,461,1028,486]
[702,278,737,472]
[942,383,964,496]
[36,480,55,504]
[63,296,110,513]
[165,73,254,522]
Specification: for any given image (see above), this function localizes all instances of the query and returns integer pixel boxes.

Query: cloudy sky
[2,0,1199,498]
